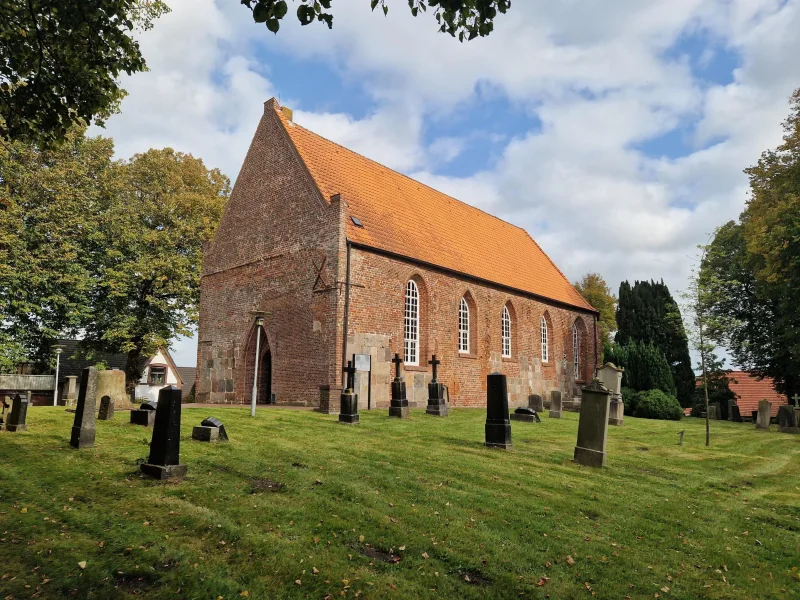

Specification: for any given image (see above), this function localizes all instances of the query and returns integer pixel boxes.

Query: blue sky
[99,0,800,367]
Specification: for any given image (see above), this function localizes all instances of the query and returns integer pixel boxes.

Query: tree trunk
[700,323,710,447]
[125,346,146,403]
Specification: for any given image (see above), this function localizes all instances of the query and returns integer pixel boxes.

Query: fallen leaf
[312,567,319,575]
[566,556,575,566]
[399,546,406,551]
[77,561,87,570]
[422,552,429,559]
[359,535,365,543]
[295,579,301,585]
[661,586,670,592]
[536,576,550,587]
[20,508,27,514]
[240,591,249,597]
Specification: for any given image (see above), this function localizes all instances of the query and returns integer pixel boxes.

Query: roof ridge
[273,103,535,235]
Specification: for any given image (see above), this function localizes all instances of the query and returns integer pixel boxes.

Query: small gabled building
[197,99,600,409]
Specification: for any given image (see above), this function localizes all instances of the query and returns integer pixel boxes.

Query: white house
[135,348,184,403]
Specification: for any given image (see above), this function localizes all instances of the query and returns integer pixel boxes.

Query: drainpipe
[341,241,352,387]
[593,315,599,377]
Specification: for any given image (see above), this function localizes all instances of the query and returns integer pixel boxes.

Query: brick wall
[197,101,345,406]
[345,246,599,408]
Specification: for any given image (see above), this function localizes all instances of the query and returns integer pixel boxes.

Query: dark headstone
[528,394,544,412]
[751,410,758,423]
[777,404,800,434]
[510,406,541,423]
[426,381,448,416]
[6,394,29,432]
[97,395,115,421]
[200,417,229,441]
[339,360,359,425]
[192,426,219,442]
[727,399,737,421]
[485,373,512,449]
[730,405,743,423]
[131,401,157,426]
[70,367,98,449]
[140,386,187,479]
[573,379,612,468]
[389,354,409,419]
[549,390,562,419]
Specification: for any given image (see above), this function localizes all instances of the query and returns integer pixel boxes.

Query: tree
[0,0,168,146]
[0,128,115,370]
[604,340,675,398]
[701,88,800,402]
[81,148,230,395]
[615,280,695,406]
[574,272,617,351]
[242,0,511,40]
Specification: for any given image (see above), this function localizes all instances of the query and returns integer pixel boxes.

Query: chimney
[281,106,294,122]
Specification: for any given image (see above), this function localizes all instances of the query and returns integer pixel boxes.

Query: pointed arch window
[541,316,549,363]
[573,323,579,379]
[404,280,419,365]
[458,297,470,353]
[502,306,512,358]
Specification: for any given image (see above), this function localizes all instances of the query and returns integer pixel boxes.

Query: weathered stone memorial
[549,390,562,419]
[708,403,719,420]
[730,404,743,423]
[756,399,771,430]
[130,401,157,427]
[777,405,799,434]
[140,386,187,479]
[63,375,78,407]
[389,353,410,419]
[339,360,359,425]
[6,393,29,432]
[598,362,624,426]
[573,379,612,468]
[97,395,115,421]
[485,372,512,449]
[510,406,541,423]
[192,417,229,442]
[426,354,448,417]
[70,367,98,449]
[0,396,9,427]
[528,394,544,412]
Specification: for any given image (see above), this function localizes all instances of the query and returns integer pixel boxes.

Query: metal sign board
[354,354,371,372]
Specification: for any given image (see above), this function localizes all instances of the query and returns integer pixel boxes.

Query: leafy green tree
[0,128,115,370]
[0,0,168,145]
[81,148,230,395]
[604,340,675,397]
[615,279,695,406]
[574,272,617,350]
[633,389,683,421]
[702,89,800,404]
[242,0,511,40]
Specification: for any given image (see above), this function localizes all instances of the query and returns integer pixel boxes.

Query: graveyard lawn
[1,409,798,600]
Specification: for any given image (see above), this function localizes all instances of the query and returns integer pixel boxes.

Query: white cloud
[97,0,800,368]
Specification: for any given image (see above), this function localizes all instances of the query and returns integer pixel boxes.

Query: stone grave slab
[573,379,611,468]
[549,390,562,419]
[70,367,98,449]
[485,373,512,449]
[6,393,29,432]
[140,386,187,479]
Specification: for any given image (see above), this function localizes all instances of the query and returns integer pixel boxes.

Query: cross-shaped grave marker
[391,353,403,381]
[342,360,356,392]
[428,354,441,383]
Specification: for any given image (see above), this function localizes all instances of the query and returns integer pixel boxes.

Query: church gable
[271,101,595,314]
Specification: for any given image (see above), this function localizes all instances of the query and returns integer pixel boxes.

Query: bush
[621,387,640,416]
[603,340,675,396]
[633,389,683,421]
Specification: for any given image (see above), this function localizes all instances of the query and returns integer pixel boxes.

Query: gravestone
[756,399,771,430]
[777,405,799,434]
[597,363,624,426]
[425,354,448,417]
[0,396,9,427]
[730,404,743,423]
[63,375,78,407]
[549,390,562,419]
[6,393,29,432]
[573,379,612,468]
[192,417,229,442]
[339,361,359,424]
[510,406,541,423]
[528,394,544,412]
[140,386,187,479]
[485,372,512,449]
[727,399,736,421]
[707,403,719,420]
[70,367,98,449]
[389,353,409,419]
[97,395,115,421]
[130,401,157,427]
[608,397,624,426]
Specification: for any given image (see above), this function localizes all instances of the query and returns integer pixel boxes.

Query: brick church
[197,99,600,410]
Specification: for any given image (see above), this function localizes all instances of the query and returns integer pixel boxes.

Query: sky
[96,0,800,367]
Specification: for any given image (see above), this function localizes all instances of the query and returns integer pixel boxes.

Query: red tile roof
[272,101,596,313]
[727,371,787,417]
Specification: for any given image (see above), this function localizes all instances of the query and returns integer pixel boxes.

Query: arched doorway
[243,322,273,405]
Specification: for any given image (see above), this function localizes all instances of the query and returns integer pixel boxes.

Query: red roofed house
[727,371,788,418]
[196,100,600,409]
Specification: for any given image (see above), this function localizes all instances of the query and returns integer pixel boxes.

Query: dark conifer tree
[615,280,695,406]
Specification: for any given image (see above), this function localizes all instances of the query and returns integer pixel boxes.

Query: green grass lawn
[1,407,798,600]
